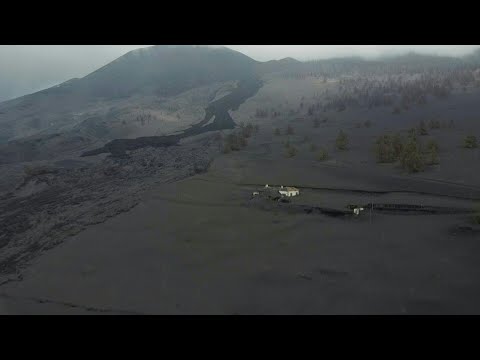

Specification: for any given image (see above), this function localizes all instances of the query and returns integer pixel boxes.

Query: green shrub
[222,143,232,154]
[309,144,317,152]
[240,123,254,138]
[286,125,294,135]
[474,213,480,225]
[285,145,298,158]
[400,137,425,173]
[426,139,439,153]
[426,150,439,165]
[374,133,405,164]
[238,135,247,148]
[473,203,480,224]
[316,148,329,161]
[375,135,396,163]
[274,128,281,136]
[424,139,440,165]
[418,121,428,136]
[222,132,248,153]
[429,119,441,130]
[464,135,478,149]
[392,133,404,158]
[364,120,372,128]
[255,109,269,118]
[408,127,418,139]
[335,130,349,151]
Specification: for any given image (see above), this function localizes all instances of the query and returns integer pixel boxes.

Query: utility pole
[370,198,373,224]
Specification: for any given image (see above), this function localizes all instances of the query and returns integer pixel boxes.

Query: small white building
[353,207,364,216]
[279,186,300,197]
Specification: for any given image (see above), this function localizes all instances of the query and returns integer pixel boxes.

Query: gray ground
[1,145,480,314]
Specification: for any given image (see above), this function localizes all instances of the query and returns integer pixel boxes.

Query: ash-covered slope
[0,46,258,146]
[78,45,257,99]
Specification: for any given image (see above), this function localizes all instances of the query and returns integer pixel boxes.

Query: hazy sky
[1,45,479,102]
[228,45,480,61]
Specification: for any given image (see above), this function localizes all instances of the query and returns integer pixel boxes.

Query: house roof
[286,187,299,192]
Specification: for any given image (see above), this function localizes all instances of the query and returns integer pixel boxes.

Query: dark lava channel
[81,77,263,157]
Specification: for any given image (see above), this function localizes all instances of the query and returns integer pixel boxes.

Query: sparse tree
[239,135,247,148]
[222,131,248,153]
[316,148,329,161]
[285,145,298,158]
[335,130,349,151]
[426,139,439,152]
[429,119,441,130]
[400,137,425,173]
[240,123,254,138]
[255,109,269,118]
[464,135,478,149]
[408,127,418,140]
[392,133,404,159]
[374,133,405,163]
[375,135,396,163]
[418,121,428,136]
[425,139,439,165]
[222,143,232,154]
[286,125,294,135]
[213,132,223,141]
[473,202,480,224]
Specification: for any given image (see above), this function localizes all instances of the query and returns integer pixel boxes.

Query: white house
[279,186,300,197]
[353,207,364,216]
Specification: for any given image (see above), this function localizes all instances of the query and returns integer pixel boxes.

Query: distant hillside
[268,51,480,79]
[255,57,302,76]
[76,45,257,99]
[464,48,480,65]
[0,45,258,107]
[2,46,480,152]
[0,46,259,145]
